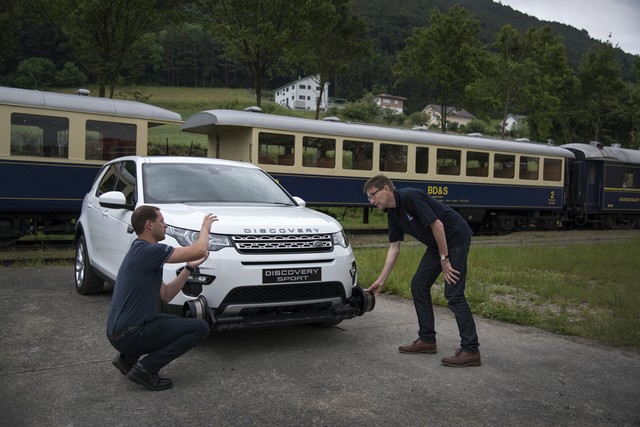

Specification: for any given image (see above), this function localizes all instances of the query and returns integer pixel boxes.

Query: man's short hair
[364,174,394,193]
[131,205,160,235]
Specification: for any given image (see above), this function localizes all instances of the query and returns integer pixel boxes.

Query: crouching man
[106,205,217,390]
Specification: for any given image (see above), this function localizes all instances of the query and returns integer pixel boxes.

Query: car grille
[231,234,333,254]
[220,282,346,306]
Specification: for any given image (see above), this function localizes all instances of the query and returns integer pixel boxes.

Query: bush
[54,62,87,87]
[408,111,429,127]
[466,119,487,134]
[13,57,57,90]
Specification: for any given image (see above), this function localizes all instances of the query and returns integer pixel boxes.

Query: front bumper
[182,285,375,331]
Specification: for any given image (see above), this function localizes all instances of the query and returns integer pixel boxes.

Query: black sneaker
[112,354,137,376]
[126,364,173,391]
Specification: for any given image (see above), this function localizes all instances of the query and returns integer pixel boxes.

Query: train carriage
[0,86,182,243]
[563,142,640,229]
[182,108,575,232]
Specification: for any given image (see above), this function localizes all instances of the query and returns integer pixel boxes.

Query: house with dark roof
[374,94,407,114]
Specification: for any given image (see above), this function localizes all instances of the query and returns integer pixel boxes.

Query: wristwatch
[440,254,449,261]
[184,265,195,274]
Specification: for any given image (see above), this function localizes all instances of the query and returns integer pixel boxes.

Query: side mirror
[292,196,306,207]
[99,191,134,210]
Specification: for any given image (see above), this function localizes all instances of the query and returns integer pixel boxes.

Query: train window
[258,132,295,166]
[302,136,336,168]
[10,113,69,158]
[605,165,635,189]
[343,140,373,170]
[415,147,429,174]
[466,151,489,177]
[86,121,136,161]
[519,156,539,180]
[543,159,562,181]
[380,144,407,172]
[436,149,461,175]
[494,154,515,179]
[623,169,635,188]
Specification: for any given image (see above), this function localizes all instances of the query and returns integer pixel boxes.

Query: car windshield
[142,163,295,205]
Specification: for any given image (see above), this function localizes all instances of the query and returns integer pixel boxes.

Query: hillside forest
[1,0,639,147]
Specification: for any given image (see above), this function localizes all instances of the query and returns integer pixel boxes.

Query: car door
[101,160,138,275]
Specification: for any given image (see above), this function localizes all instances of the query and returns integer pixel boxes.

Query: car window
[142,163,294,204]
[114,161,137,204]
[96,163,121,196]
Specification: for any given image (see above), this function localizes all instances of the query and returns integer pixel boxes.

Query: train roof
[183,109,574,158]
[0,86,182,125]
[562,142,640,164]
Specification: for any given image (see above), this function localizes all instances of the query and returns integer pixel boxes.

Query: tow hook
[184,295,209,320]
[351,285,375,316]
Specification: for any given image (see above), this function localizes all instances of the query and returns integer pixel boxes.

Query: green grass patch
[353,237,640,348]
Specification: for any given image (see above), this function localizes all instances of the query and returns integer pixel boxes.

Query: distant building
[274,75,330,111]
[422,104,475,127]
[373,94,407,114]
[503,114,526,131]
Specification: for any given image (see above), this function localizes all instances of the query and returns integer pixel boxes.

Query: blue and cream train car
[563,142,640,229]
[0,86,182,243]
[182,109,575,232]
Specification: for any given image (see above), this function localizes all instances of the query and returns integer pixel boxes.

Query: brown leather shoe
[441,348,481,367]
[398,339,437,354]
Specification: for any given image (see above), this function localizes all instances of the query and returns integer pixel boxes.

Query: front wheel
[74,235,104,295]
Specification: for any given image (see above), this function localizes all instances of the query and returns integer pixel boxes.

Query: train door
[584,160,603,212]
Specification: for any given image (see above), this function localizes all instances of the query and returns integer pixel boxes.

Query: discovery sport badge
[263,267,322,283]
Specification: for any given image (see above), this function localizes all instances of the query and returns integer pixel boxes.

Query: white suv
[74,156,373,329]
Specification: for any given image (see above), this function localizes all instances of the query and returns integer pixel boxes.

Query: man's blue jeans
[110,313,209,373]
[410,241,479,353]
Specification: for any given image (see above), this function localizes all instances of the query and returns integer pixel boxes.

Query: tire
[74,234,104,295]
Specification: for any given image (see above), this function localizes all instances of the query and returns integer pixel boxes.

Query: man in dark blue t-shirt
[364,175,480,367]
[107,205,217,390]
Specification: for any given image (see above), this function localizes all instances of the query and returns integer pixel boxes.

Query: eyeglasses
[367,187,384,201]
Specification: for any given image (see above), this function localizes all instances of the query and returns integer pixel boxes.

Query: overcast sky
[494,0,640,55]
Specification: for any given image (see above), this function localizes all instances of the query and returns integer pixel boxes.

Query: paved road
[1,266,638,427]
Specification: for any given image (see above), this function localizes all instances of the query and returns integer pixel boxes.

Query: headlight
[332,230,349,248]
[166,226,232,251]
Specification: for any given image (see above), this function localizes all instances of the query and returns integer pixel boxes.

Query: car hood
[156,203,343,235]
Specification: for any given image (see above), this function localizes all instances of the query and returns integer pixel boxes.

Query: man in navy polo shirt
[364,175,480,367]
[107,206,218,390]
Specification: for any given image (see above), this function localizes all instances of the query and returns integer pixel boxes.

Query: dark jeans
[410,241,479,353]
[109,313,210,374]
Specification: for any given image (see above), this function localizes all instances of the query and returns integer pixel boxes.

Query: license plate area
[262,267,322,284]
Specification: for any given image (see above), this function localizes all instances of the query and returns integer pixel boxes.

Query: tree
[299,0,370,119]
[205,0,309,107]
[491,25,529,135]
[50,0,176,97]
[577,41,625,143]
[393,6,484,132]
[521,26,576,143]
